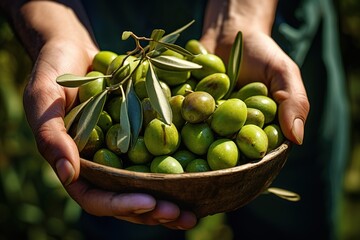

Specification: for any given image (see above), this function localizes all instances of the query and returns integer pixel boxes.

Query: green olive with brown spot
[244,108,265,128]
[144,118,180,156]
[236,124,268,159]
[244,95,277,124]
[181,91,215,123]
[195,73,230,100]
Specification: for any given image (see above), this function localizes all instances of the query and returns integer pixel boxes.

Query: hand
[200,27,309,145]
[15,0,196,228]
[23,37,196,230]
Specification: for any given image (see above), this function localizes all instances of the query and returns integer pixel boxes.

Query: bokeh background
[0,1,359,239]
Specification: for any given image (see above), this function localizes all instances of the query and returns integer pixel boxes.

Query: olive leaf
[160,20,195,43]
[149,29,165,51]
[149,55,202,71]
[149,20,195,57]
[122,31,132,40]
[64,97,93,131]
[126,79,143,147]
[109,63,131,86]
[73,90,108,152]
[159,33,180,44]
[56,73,111,88]
[264,187,301,202]
[146,62,172,125]
[154,41,194,58]
[117,85,131,153]
[224,31,243,99]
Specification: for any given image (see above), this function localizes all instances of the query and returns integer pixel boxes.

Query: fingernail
[55,158,75,186]
[133,208,153,214]
[176,226,186,230]
[292,118,304,145]
[158,219,173,224]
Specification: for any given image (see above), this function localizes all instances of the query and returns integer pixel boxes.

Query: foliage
[0,17,83,240]
[55,21,243,155]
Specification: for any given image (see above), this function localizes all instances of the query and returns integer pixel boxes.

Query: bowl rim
[80,140,291,180]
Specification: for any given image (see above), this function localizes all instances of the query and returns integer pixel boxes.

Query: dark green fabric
[82,0,207,53]
[80,0,350,239]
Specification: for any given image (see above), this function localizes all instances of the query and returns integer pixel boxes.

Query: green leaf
[122,31,132,40]
[148,20,195,57]
[161,20,195,41]
[149,29,165,51]
[117,85,131,153]
[154,41,194,58]
[126,79,143,147]
[224,31,243,99]
[73,90,108,152]
[64,97,92,131]
[149,55,202,71]
[265,187,301,202]
[56,73,111,88]
[146,62,172,125]
[109,63,131,85]
[159,33,180,44]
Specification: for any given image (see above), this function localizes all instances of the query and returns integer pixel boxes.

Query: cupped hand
[200,30,310,145]
[23,38,196,229]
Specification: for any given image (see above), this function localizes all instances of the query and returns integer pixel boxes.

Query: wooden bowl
[80,141,292,218]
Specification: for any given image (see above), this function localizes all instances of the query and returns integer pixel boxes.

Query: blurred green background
[0,1,359,239]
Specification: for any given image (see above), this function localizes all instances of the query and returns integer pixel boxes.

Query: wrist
[8,1,96,61]
[228,0,278,36]
[203,0,278,38]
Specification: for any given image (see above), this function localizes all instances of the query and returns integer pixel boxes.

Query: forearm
[203,0,278,38]
[0,0,96,61]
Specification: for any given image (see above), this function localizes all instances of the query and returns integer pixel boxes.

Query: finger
[23,67,80,185]
[269,60,310,145]
[163,210,198,230]
[67,178,157,217]
[116,200,181,226]
[277,92,309,145]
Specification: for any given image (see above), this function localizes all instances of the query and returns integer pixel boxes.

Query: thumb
[270,64,310,145]
[24,80,80,186]
[40,118,80,186]
[277,94,309,145]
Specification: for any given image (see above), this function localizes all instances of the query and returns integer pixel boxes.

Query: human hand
[23,38,196,229]
[17,1,196,230]
[200,16,309,145]
[202,31,309,145]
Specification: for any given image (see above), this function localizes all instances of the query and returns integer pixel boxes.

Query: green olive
[144,118,180,156]
[191,54,226,80]
[181,91,215,123]
[236,124,268,159]
[244,95,277,124]
[78,71,105,103]
[150,155,184,174]
[210,98,247,137]
[207,139,239,170]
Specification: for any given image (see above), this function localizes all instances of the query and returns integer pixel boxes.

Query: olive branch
[56,20,243,154]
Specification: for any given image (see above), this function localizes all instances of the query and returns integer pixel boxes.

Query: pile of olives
[66,39,284,174]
